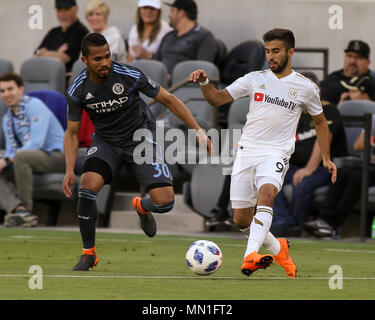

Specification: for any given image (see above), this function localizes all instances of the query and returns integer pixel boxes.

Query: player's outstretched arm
[189,69,234,107]
[63,120,80,198]
[312,112,337,183]
[154,87,213,155]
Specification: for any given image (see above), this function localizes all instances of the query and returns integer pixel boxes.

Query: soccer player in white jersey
[190,28,337,277]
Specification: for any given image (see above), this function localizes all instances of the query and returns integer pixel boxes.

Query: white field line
[0,274,375,280]
[1,236,375,251]
[325,248,375,254]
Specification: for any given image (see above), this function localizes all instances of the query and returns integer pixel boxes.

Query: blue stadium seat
[27,90,67,130]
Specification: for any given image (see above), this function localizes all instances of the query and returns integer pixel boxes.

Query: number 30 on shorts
[152,162,171,178]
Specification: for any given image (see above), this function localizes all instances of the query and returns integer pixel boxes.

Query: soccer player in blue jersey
[63,33,211,271]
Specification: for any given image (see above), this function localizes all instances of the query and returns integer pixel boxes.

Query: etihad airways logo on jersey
[254,92,297,110]
[86,96,129,113]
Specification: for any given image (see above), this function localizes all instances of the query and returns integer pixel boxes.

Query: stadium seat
[171,60,220,87]
[214,39,228,69]
[129,59,169,117]
[159,61,221,169]
[130,59,168,88]
[337,100,375,212]
[168,60,220,122]
[182,97,248,218]
[219,40,266,85]
[338,99,375,160]
[0,58,14,76]
[27,90,67,130]
[20,57,66,94]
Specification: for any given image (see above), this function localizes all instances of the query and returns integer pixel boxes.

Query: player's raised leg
[131,158,175,237]
[132,186,175,237]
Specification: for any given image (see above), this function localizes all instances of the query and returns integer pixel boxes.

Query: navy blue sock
[77,188,97,249]
[140,197,175,214]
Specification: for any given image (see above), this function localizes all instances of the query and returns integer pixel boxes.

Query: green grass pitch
[0,228,374,300]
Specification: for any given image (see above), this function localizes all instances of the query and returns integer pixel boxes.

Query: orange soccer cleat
[131,196,157,238]
[241,251,273,276]
[273,238,297,278]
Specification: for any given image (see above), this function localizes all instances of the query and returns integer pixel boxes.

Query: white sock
[263,232,281,256]
[244,206,273,257]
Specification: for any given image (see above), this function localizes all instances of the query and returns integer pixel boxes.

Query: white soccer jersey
[226,69,323,158]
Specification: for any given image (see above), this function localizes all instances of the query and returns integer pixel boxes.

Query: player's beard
[269,55,289,74]
[96,67,111,80]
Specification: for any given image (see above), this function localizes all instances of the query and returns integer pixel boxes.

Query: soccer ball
[185,240,223,275]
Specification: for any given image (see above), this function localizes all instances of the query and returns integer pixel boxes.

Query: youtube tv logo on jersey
[254,92,264,101]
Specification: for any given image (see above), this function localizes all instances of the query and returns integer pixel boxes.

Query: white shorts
[230,153,289,208]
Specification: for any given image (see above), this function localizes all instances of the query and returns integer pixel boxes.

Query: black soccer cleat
[72,254,99,271]
[132,197,157,237]
[137,212,157,238]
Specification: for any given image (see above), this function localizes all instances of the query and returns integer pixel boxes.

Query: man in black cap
[153,0,217,82]
[320,40,375,105]
[34,0,89,75]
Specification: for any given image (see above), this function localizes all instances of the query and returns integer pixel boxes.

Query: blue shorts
[84,134,173,192]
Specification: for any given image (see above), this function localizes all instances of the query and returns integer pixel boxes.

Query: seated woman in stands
[85,0,126,62]
[126,0,172,63]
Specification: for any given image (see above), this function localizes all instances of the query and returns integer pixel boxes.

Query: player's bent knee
[232,214,250,229]
[152,200,175,213]
[258,184,278,206]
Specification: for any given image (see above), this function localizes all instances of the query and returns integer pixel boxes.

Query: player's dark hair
[0,72,24,87]
[81,32,108,57]
[263,28,295,50]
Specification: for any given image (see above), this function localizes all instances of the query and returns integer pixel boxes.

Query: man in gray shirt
[155,0,217,82]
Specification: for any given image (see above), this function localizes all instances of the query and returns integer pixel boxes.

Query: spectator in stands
[0,73,65,227]
[85,0,126,62]
[34,0,89,75]
[126,0,172,63]
[271,72,348,237]
[154,0,217,82]
[304,130,375,238]
[320,40,375,105]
